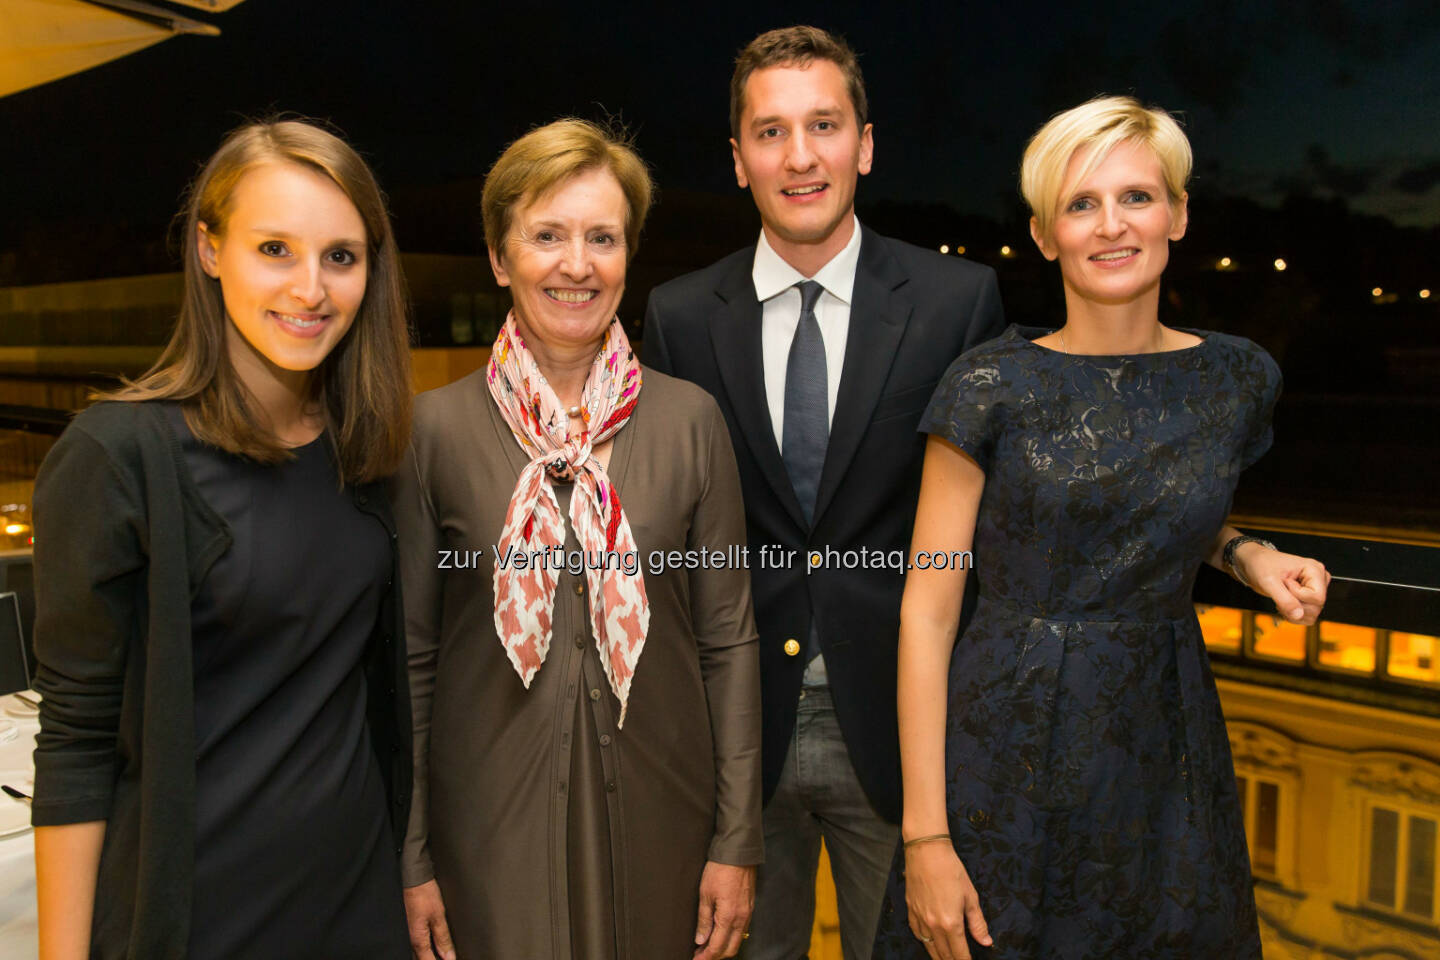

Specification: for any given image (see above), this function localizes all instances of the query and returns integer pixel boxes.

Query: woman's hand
[904,841,991,960]
[1236,544,1330,624]
[896,437,988,959]
[404,879,456,960]
[693,861,754,959]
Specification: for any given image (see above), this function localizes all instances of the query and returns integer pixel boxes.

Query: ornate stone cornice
[1228,721,1302,777]
[1349,751,1440,805]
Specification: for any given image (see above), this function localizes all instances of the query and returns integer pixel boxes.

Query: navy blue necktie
[783,281,829,669]
[783,280,828,525]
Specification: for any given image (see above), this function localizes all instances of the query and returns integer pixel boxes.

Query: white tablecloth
[0,694,39,959]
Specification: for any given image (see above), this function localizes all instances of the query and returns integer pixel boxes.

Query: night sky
[3,0,1439,284]
[3,0,1439,528]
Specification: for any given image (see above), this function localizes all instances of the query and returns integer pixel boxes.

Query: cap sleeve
[917,353,1005,472]
[1239,345,1282,471]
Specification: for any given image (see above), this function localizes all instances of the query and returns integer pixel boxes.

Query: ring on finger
[918,934,934,943]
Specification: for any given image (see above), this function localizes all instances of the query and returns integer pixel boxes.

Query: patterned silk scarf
[487,312,649,726]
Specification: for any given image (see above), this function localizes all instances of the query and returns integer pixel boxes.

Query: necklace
[566,406,583,418]
[1057,327,1069,355]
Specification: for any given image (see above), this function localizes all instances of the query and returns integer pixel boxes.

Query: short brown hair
[730,26,868,139]
[482,119,653,262]
[108,119,412,484]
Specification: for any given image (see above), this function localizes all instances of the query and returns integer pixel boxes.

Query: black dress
[172,409,408,959]
[872,326,1277,959]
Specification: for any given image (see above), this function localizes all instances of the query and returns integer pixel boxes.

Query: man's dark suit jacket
[642,225,1004,823]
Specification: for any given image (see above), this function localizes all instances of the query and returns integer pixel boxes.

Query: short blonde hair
[482,119,653,261]
[1021,96,1192,242]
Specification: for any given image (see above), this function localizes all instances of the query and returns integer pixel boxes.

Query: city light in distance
[939,244,949,254]
[955,245,966,255]
[1372,287,1384,297]
[1273,259,1287,272]
[1218,257,1232,269]
[1422,289,1432,300]
[1000,245,1013,257]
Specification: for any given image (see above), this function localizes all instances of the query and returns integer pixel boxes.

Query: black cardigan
[30,401,412,959]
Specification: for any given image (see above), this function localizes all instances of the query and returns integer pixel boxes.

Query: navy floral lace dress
[872,325,1277,959]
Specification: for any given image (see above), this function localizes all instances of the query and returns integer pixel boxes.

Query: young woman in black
[31,120,414,959]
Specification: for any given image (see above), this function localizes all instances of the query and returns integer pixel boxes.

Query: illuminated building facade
[1197,529,1440,959]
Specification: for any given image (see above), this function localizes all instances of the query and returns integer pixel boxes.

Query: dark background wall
[1,0,1437,529]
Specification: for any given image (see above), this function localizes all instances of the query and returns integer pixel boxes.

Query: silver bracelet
[1223,535,1276,588]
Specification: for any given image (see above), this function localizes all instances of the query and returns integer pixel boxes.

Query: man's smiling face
[731,59,873,265]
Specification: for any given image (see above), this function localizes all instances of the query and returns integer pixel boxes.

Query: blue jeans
[743,679,900,960]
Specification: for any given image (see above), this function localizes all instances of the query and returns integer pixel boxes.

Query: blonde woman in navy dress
[872,97,1330,960]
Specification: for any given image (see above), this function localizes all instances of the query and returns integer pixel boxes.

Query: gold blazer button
[783,638,801,656]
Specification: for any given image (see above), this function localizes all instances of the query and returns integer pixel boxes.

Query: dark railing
[1,406,60,669]
[1194,527,1440,716]
[0,404,71,436]
[1,405,1438,708]
[1,406,65,545]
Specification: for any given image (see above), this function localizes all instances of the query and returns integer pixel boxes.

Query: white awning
[0,0,240,99]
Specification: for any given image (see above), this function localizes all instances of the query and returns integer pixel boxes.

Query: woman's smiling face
[1036,139,1188,306]
[489,166,629,354]
[199,160,368,380]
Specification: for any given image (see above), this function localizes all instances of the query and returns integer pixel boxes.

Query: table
[0,693,39,958]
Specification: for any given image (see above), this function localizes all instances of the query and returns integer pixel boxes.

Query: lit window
[1254,780,1280,874]
[1366,804,1439,921]
[1410,818,1437,917]
[1236,774,1282,878]
[1370,807,1399,906]
[1387,631,1439,684]
[1316,620,1377,674]
[1251,614,1306,661]
[1195,605,1242,652]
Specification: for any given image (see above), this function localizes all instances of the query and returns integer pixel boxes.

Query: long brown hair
[108,119,412,483]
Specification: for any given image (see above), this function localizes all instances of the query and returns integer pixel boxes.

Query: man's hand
[404,879,456,960]
[693,861,755,959]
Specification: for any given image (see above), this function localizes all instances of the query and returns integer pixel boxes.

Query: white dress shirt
[751,216,862,446]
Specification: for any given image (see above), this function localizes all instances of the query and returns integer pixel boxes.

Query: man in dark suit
[643,26,1004,959]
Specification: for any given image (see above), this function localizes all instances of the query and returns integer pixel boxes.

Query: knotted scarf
[487,312,649,725]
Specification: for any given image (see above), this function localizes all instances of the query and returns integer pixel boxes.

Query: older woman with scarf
[394,119,763,960]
